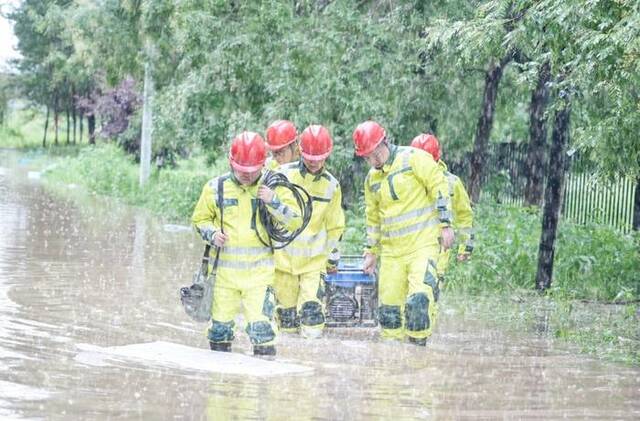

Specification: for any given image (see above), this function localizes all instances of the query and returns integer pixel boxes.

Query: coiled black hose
[256,170,313,249]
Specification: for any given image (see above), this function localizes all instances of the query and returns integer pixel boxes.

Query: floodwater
[1,156,639,420]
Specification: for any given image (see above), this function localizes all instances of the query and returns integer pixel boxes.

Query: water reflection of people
[205,375,318,420]
[191,132,302,356]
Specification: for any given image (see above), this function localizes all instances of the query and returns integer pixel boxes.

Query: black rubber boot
[209,341,232,352]
[253,345,276,356]
[408,337,427,347]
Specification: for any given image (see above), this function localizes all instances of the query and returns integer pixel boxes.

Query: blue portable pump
[324,255,378,327]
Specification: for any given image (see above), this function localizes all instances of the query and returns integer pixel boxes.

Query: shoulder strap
[199,176,225,275]
[217,176,225,233]
[211,176,224,270]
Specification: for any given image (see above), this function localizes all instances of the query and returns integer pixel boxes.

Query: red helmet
[352,121,386,157]
[300,125,333,161]
[229,131,267,172]
[265,120,297,151]
[411,133,441,161]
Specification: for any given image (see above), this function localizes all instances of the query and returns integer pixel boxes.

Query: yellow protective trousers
[208,268,278,347]
[377,245,440,341]
[436,248,451,281]
[273,269,325,333]
[435,161,474,281]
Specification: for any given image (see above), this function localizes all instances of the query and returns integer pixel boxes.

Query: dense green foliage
[7,0,639,186]
[0,107,53,148]
[428,0,640,172]
[447,202,639,301]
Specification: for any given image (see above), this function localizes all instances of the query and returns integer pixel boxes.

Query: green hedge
[44,144,218,223]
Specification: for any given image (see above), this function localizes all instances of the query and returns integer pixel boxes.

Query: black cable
[255,170,313,249]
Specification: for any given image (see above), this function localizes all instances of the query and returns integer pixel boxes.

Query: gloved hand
[327,248,340,274]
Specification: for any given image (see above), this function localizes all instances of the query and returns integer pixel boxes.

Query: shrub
[447,202,640,301]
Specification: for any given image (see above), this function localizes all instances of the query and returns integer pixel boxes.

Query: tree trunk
[79,111,84,143]
[54,94,59,146]
[524,60,551,206]
[535,92,571,291]
[42,105,50,148]
[66,107,70,145]
[468,52,514,203]
[88,114,96,145]
[72,106,77,144]
[633,177,640,230]
[72,86,77,144]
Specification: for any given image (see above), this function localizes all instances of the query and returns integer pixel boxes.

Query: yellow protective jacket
[265,157,280,171]
[439,161,474,255]
[364,145,451,258]
[191,171,302,274]
[275,161,345,275]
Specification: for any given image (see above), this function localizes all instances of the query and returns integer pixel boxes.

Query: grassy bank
[11,143,640,366]
[0,107,67,149]
[443,292,639,366]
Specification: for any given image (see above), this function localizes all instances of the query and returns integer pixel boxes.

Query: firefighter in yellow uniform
[265,120,300,170]
[411,134,474,284]
[274,125,345,338]
[191,131,302,356]
[352,121,454,346]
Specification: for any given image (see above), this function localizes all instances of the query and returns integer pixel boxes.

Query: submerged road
[0,158,638,419]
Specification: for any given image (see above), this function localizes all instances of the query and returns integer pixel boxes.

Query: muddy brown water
[0,158,638,420]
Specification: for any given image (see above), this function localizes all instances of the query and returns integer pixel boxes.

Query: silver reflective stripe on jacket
[382,205,435,225]
[284,243,328,258]
[295,231,327,245]
[324,177,339,199]
[366,226,380,247]
[222,246,272,256]
[284,232,334,258]
[273,202,295,224]
[382,218,440,239]
[218,257,275,270]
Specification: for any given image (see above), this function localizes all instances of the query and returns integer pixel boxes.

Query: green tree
[423,0,527,202]
[508,0,640,288]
